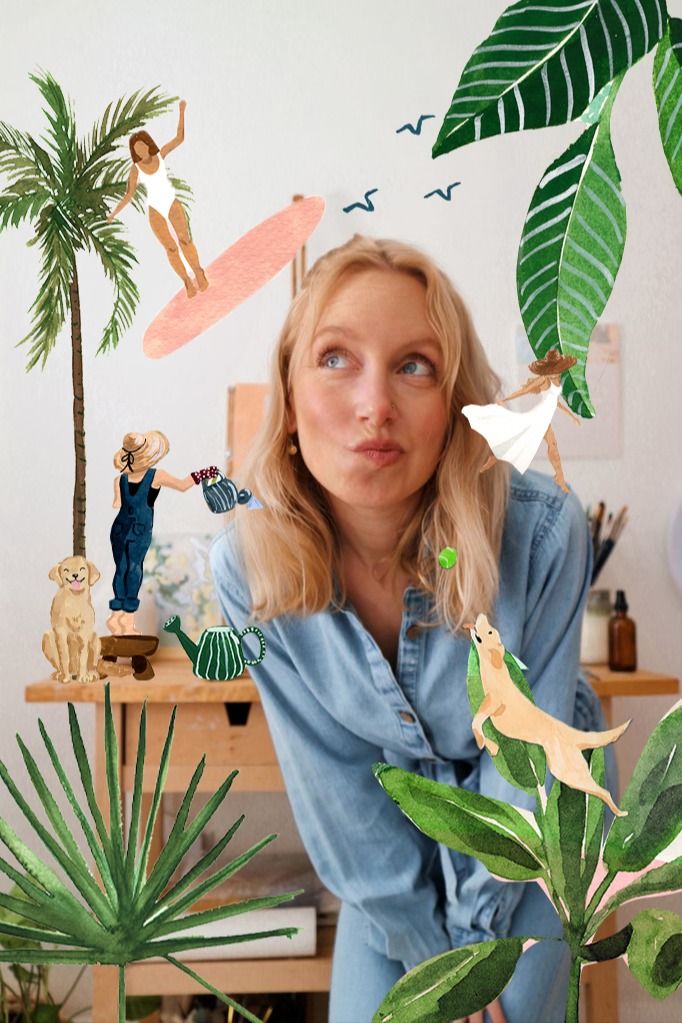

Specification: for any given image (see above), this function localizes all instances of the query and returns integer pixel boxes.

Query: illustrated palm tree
[0,71,191,556]
[0,685,300,1023]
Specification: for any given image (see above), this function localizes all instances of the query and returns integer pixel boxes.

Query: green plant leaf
[517,77,625,418]
[626,909,682,999]
[125,995,162,1020]
[603,702,682,871]
[589,857,682,936]
[543,748,605,927]
[0,886,41,952]
[374,764,545,880]
[433,0,665,158]
[82,220,140,355]
[29,70,77,193]
[466,645,546,795]
[17,203,74,371]
[133,705,177,897]
[33,1005,61,1023]
[125,702,147,886]
[371,938,525,1023]
[653,17,682,194]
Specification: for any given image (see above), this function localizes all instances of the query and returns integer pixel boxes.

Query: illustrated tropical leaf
[373,764,546,881]
[589,857,682,936]
[81,220,140,353]
[371,938,525,1023]
[466,644,546,795]
[29,70,77,194]
[0,685,300,1023]
[603,702,682,872]
[433,0,666,158]
[517,76,625,418]
[653,16,682,194]
[16,203,75,369]
[78,86,174,185]
[543,747,605,927]
[626,909,682,999]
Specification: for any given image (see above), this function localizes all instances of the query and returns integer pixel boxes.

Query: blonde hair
[113,430,170,473]
[237,235,510,632]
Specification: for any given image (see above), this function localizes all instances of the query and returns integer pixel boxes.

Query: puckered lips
[351,437,404,466]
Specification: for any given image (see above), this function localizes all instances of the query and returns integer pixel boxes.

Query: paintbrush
[591,506,628,584]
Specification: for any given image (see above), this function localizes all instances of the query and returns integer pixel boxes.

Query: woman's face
[134,139,150,160]
[288,268,449,517]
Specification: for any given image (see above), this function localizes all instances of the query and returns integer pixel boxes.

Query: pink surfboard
[143,195,325,358]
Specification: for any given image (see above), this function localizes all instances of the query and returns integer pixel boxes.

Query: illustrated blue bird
[396,114,435,135]
[343,188,379,213]
[424,182,461,201]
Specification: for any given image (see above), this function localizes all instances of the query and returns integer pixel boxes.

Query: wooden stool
[99,635,159,680]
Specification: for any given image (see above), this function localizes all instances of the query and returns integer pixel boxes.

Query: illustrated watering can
[163,614,266,680]
[201,472,262,515]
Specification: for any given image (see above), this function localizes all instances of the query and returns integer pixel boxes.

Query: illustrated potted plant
[371,639,681,1022]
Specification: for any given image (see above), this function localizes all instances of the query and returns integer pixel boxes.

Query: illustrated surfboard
[143,195,325,358]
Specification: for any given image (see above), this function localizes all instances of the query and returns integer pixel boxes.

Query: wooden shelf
[25,658,679,703]
[124,925,335,996]
[580,664,679,698]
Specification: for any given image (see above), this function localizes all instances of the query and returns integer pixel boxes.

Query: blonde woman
[210,237,608,1023]
[108,430,217,636]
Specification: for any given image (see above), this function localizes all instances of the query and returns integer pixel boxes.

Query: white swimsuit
[137,155,176,219]
[462,382,561,474]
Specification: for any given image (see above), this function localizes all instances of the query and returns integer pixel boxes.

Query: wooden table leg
[92,965,121,1023]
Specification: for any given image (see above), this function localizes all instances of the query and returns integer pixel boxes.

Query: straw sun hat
[114,430,170,472]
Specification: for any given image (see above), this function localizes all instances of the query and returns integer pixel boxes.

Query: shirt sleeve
[210,534,452,971]
[450,489,593,941]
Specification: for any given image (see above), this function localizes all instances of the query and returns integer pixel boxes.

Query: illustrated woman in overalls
[107,430,217,636]
[106,100,208,299]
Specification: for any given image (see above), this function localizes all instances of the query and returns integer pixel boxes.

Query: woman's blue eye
[321,351,348,368]
[400,358,434,376]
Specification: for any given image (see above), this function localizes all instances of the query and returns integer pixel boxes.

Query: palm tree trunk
[70,261,87,557]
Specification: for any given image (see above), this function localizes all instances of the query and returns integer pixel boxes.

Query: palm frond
[78,87,175,186]
[0,685,300,1023]
[80,220,140,353]
[16,203,74,370]
[0,122,50,186]
[0,184,51,229]
[29,69,77,192]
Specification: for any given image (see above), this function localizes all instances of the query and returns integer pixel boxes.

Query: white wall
[0,2,680,1019]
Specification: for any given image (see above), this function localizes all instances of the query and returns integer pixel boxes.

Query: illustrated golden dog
[42,556,101,684]
[467,613,629,816]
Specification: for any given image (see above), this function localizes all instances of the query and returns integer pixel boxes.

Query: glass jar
[580,589,611,664]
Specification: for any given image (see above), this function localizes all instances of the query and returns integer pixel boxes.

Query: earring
[287,437,298,456]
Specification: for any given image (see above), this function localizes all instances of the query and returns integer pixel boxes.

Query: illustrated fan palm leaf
[0,685,300,1023]
[433,0,666,158]
[516,74,626,417]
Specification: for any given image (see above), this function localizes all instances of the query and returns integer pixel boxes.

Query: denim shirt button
[398,710,416,723]
[405,625,420,641]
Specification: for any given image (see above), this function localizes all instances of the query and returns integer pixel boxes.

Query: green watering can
[163,614,266,680]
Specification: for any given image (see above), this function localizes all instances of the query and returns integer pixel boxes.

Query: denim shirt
[209,469,602,972]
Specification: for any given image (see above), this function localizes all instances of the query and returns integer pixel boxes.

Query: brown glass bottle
[608,590,637,671]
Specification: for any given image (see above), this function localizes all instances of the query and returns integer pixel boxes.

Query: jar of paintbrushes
[580,503,629,665]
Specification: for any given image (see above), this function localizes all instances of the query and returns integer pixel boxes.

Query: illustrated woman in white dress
[107,101,208,299]
[463,349,581,493]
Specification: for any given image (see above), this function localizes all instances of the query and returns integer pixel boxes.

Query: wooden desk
[25,659,678,1023]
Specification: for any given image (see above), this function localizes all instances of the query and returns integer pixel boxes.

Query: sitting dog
[42,556,101,684]
[467,613,629,816]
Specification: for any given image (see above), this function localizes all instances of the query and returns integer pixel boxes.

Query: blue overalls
[109,469,159,612]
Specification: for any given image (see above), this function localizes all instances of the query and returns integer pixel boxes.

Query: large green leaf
[374,764,546,881]
[433,0,665,158]
[543,748,605,927]
[589,857,682,936]
[466,644,546,795]
[626,909,682,999]
[372,938,524,1023]
[517,77,625,418]
[653,17,682,194]
[603,702,682,871]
